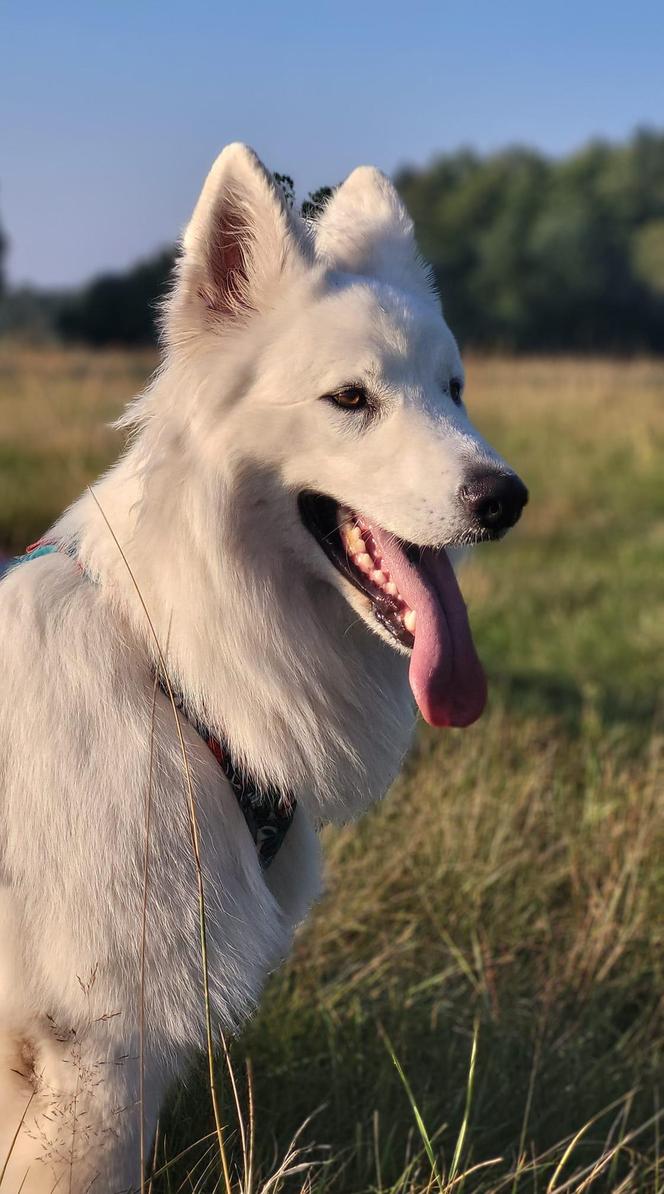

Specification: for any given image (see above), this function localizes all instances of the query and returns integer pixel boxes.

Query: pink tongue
[374,534,487,728]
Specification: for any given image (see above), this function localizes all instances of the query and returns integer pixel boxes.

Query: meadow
[0,347,662,1191]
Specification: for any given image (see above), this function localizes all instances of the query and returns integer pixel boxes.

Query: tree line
[396,128,664,352]
[2,129,664,352]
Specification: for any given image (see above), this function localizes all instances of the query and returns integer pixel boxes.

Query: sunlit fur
[0,144,514,1190]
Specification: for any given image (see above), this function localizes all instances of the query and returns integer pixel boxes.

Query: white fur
[0,144,514,1190]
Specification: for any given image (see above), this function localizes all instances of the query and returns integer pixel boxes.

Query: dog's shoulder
[0,552,150,749]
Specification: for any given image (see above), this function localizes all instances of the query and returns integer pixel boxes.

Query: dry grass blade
[0,1090,36,1188]
[543,1090,641,1193]
[552,1106,664,1194]
[175,1139,219,1193]
[146,1119,161,1194]
[143,1132,219,1186]
[246,1060,255,1194]
[443,1158,503,1192]
[140,672,159,1193]
[256,1109,327,1194]
[218,1030,249,1192]
[511,1027,543,1193]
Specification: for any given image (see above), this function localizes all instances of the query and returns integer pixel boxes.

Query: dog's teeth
[355,553,373,572]
[385,581,398,597]
[403,609,417,634]
[371,569,386,586]
[346,531,366,555]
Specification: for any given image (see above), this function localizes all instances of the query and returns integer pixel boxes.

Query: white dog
[0,144,526,1191]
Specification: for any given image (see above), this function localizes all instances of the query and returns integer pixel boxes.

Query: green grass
[1,348,662,1191]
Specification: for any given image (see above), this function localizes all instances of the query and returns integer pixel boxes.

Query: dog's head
[164,144,527,730]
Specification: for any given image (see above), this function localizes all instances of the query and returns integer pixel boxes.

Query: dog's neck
[54,399,415,823]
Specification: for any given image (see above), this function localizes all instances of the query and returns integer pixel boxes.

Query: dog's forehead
[293,274,459,380]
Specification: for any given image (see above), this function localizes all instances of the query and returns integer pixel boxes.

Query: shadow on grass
[155,971,661,1192]
[490,668,657,741]
[151,681,661,1191]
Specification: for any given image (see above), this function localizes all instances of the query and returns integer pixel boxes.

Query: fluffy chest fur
[0,516,414,1039]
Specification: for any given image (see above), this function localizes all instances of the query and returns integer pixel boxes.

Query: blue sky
[3,0,663,287]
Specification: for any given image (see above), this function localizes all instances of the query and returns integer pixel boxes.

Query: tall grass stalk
[448,1018,479,1186]
[140,672,159,1192]
[0,1090,35,1187]
[381,1025,445,1193]
[88,489,231,1192]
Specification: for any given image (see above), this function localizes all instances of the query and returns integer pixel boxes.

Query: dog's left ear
[166,143,308,343]
[313,166,435,302]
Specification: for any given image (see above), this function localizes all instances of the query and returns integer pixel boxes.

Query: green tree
[397,129,664,352]
[632,219,664,296]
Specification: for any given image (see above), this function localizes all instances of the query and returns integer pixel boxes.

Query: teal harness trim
[17,541,82,567]
[16,540,296,869]
[22,543,68,562]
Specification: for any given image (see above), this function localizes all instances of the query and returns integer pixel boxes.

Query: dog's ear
[166,143,307,341]
[313,166,435,302]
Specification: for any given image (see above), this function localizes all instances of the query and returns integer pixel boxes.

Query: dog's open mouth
[299,493,417,647]
[299,492,487,728]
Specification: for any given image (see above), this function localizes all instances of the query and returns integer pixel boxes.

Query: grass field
[1,347,662,1191]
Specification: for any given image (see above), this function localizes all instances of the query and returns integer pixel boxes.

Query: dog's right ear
[165,144,306,344]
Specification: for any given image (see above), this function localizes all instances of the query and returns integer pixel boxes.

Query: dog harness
[15,540,296,870]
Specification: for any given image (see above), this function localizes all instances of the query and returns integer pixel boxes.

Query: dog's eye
[328,386,369,411]
[449,378,463,406]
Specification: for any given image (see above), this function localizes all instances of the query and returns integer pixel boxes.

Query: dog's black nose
[460,470,528,532]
